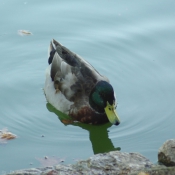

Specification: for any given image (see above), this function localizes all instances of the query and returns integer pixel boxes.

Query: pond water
[0,0,175,173]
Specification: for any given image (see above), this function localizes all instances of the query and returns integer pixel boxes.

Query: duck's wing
[49,39,109,102]
[52,39,109,82]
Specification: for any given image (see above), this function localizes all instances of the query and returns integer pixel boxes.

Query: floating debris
[0,128,17,143]
[60,159,64,163]
[18,30,32,36]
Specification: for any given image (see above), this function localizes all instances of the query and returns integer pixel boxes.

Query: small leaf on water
[17,30,32,36]
[0,128,17,141]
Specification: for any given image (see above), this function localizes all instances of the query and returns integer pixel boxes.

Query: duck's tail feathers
[52,39,80,67]
[48,40,56,65]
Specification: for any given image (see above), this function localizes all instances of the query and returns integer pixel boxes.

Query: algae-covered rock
[158,139,175,166]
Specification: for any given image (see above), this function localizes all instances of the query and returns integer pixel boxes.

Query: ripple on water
[1,0,175,172]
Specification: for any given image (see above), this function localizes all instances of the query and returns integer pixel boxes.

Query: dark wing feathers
[50,52,62,81]
[53,39,80,67]
[50,39,109,102]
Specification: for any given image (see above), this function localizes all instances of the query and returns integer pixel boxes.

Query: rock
[54,152,153,175]
[158,139,175,166]
[6,140,175,175]
[73,152,153,174]
[129,165,175,175]
[6,151,153,175]
[8,168,42,175]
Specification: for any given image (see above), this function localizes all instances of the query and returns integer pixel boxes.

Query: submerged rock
[158,139,175,166]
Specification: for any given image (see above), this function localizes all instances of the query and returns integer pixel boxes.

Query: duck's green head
[89,81,120,125]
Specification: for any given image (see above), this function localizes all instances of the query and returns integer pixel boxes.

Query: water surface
[0,0,175,173]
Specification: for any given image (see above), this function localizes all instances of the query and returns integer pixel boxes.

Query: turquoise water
[0,0,175,173]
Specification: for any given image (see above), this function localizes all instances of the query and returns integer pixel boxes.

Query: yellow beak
[104,102,120,125]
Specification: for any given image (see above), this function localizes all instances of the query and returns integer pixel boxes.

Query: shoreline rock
[5,139,175,175]
[158,139,175,167]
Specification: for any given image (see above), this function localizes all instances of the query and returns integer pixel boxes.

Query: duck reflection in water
[46,103,120,154]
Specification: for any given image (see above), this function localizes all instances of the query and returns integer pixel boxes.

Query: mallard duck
[44,39,120,125]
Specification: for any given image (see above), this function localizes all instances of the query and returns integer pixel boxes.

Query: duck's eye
[100,92,104,97]
[108,108,111,111]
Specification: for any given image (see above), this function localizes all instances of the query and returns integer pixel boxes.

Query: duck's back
[50,40,109,99]
[52,39,108,83]
[44,39,110,123]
